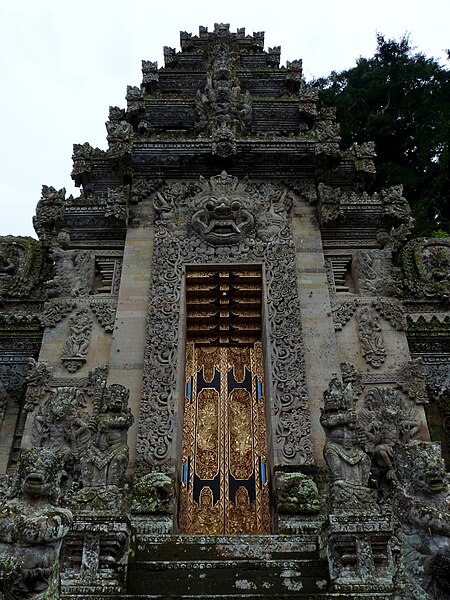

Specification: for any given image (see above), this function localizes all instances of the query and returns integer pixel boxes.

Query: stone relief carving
[32,387,91,479]
[394,441,450,599]
[24,359,53,412]
[81,384,134,488]
[0,448,72,599]
[0,236,49,301]
[90,299,117,332]
[41,299,75,328]
[341,362,364,397]
[399,237,450,302]
[320,375,378,514]
[191,195,254,245]
[356,305,386,368]
[352,249,396,296]
[359,387,420,486]
[106,106,133,157]
[61,308,93,372]
[194,47,252,137]
[105,186,129,223]
[331,300,357,331]
[46,245,94,299]
[397,359,428,405]
[373,298,407,331]
[136,173,312,472]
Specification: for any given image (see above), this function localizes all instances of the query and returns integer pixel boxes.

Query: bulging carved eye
[205,201,215,211]
[231,201,241,211]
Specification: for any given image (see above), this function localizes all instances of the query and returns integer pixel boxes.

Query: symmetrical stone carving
[320,375,377,514]
[33,185,66,245]
[397,359,428,404]
[359,387,420,486]
[356,305,386,368]
[137,173,312,471]
[194,45,252,137]
[61,308,93,372]
[81,384,134,488]
[0,448,72,599]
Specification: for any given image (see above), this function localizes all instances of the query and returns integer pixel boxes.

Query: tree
[313,34,450,236]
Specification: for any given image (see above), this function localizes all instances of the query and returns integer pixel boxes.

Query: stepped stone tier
[0,23,449,599]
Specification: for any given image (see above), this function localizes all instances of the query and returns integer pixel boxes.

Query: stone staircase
[126,533,331,598]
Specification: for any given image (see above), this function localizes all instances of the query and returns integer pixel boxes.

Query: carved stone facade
[0,23,448,599]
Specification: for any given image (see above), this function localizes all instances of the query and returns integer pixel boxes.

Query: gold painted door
[179,341,270,534]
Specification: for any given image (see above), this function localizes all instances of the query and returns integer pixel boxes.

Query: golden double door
[179,341,270,534]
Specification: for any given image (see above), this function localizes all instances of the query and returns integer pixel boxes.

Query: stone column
[292,199,341,464]
[107,210,154,472]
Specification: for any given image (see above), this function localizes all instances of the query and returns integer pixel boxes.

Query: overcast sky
[1,0,449,237]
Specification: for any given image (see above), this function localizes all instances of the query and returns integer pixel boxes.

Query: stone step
[127,534,329,597]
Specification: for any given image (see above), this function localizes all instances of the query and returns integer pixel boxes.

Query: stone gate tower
[0,24,449,600]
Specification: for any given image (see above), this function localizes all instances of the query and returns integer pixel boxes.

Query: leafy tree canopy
[312,34,450,236]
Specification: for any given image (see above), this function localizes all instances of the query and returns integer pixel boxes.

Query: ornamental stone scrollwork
[396,359,428,405]
[320,375,378,514]
[89,298,117,332]
[136,174,312,472]
[41,299,75,328]
[380,185,411,226]
[131,472,175,514]
[105,186,129,223]
[359,387,420,487]
[394,441,450,600]
[356,305,386,368]
[373,298,407,331]
[331,300,357,331]
[61,308,93,372]
[0,448,73,600]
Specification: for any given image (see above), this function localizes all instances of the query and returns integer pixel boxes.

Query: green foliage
[312,34,450,236]
[432,229,449,238]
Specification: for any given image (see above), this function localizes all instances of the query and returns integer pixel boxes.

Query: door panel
[179,342,270,534]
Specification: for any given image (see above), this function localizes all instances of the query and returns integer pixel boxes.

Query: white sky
[1,0,449,237]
